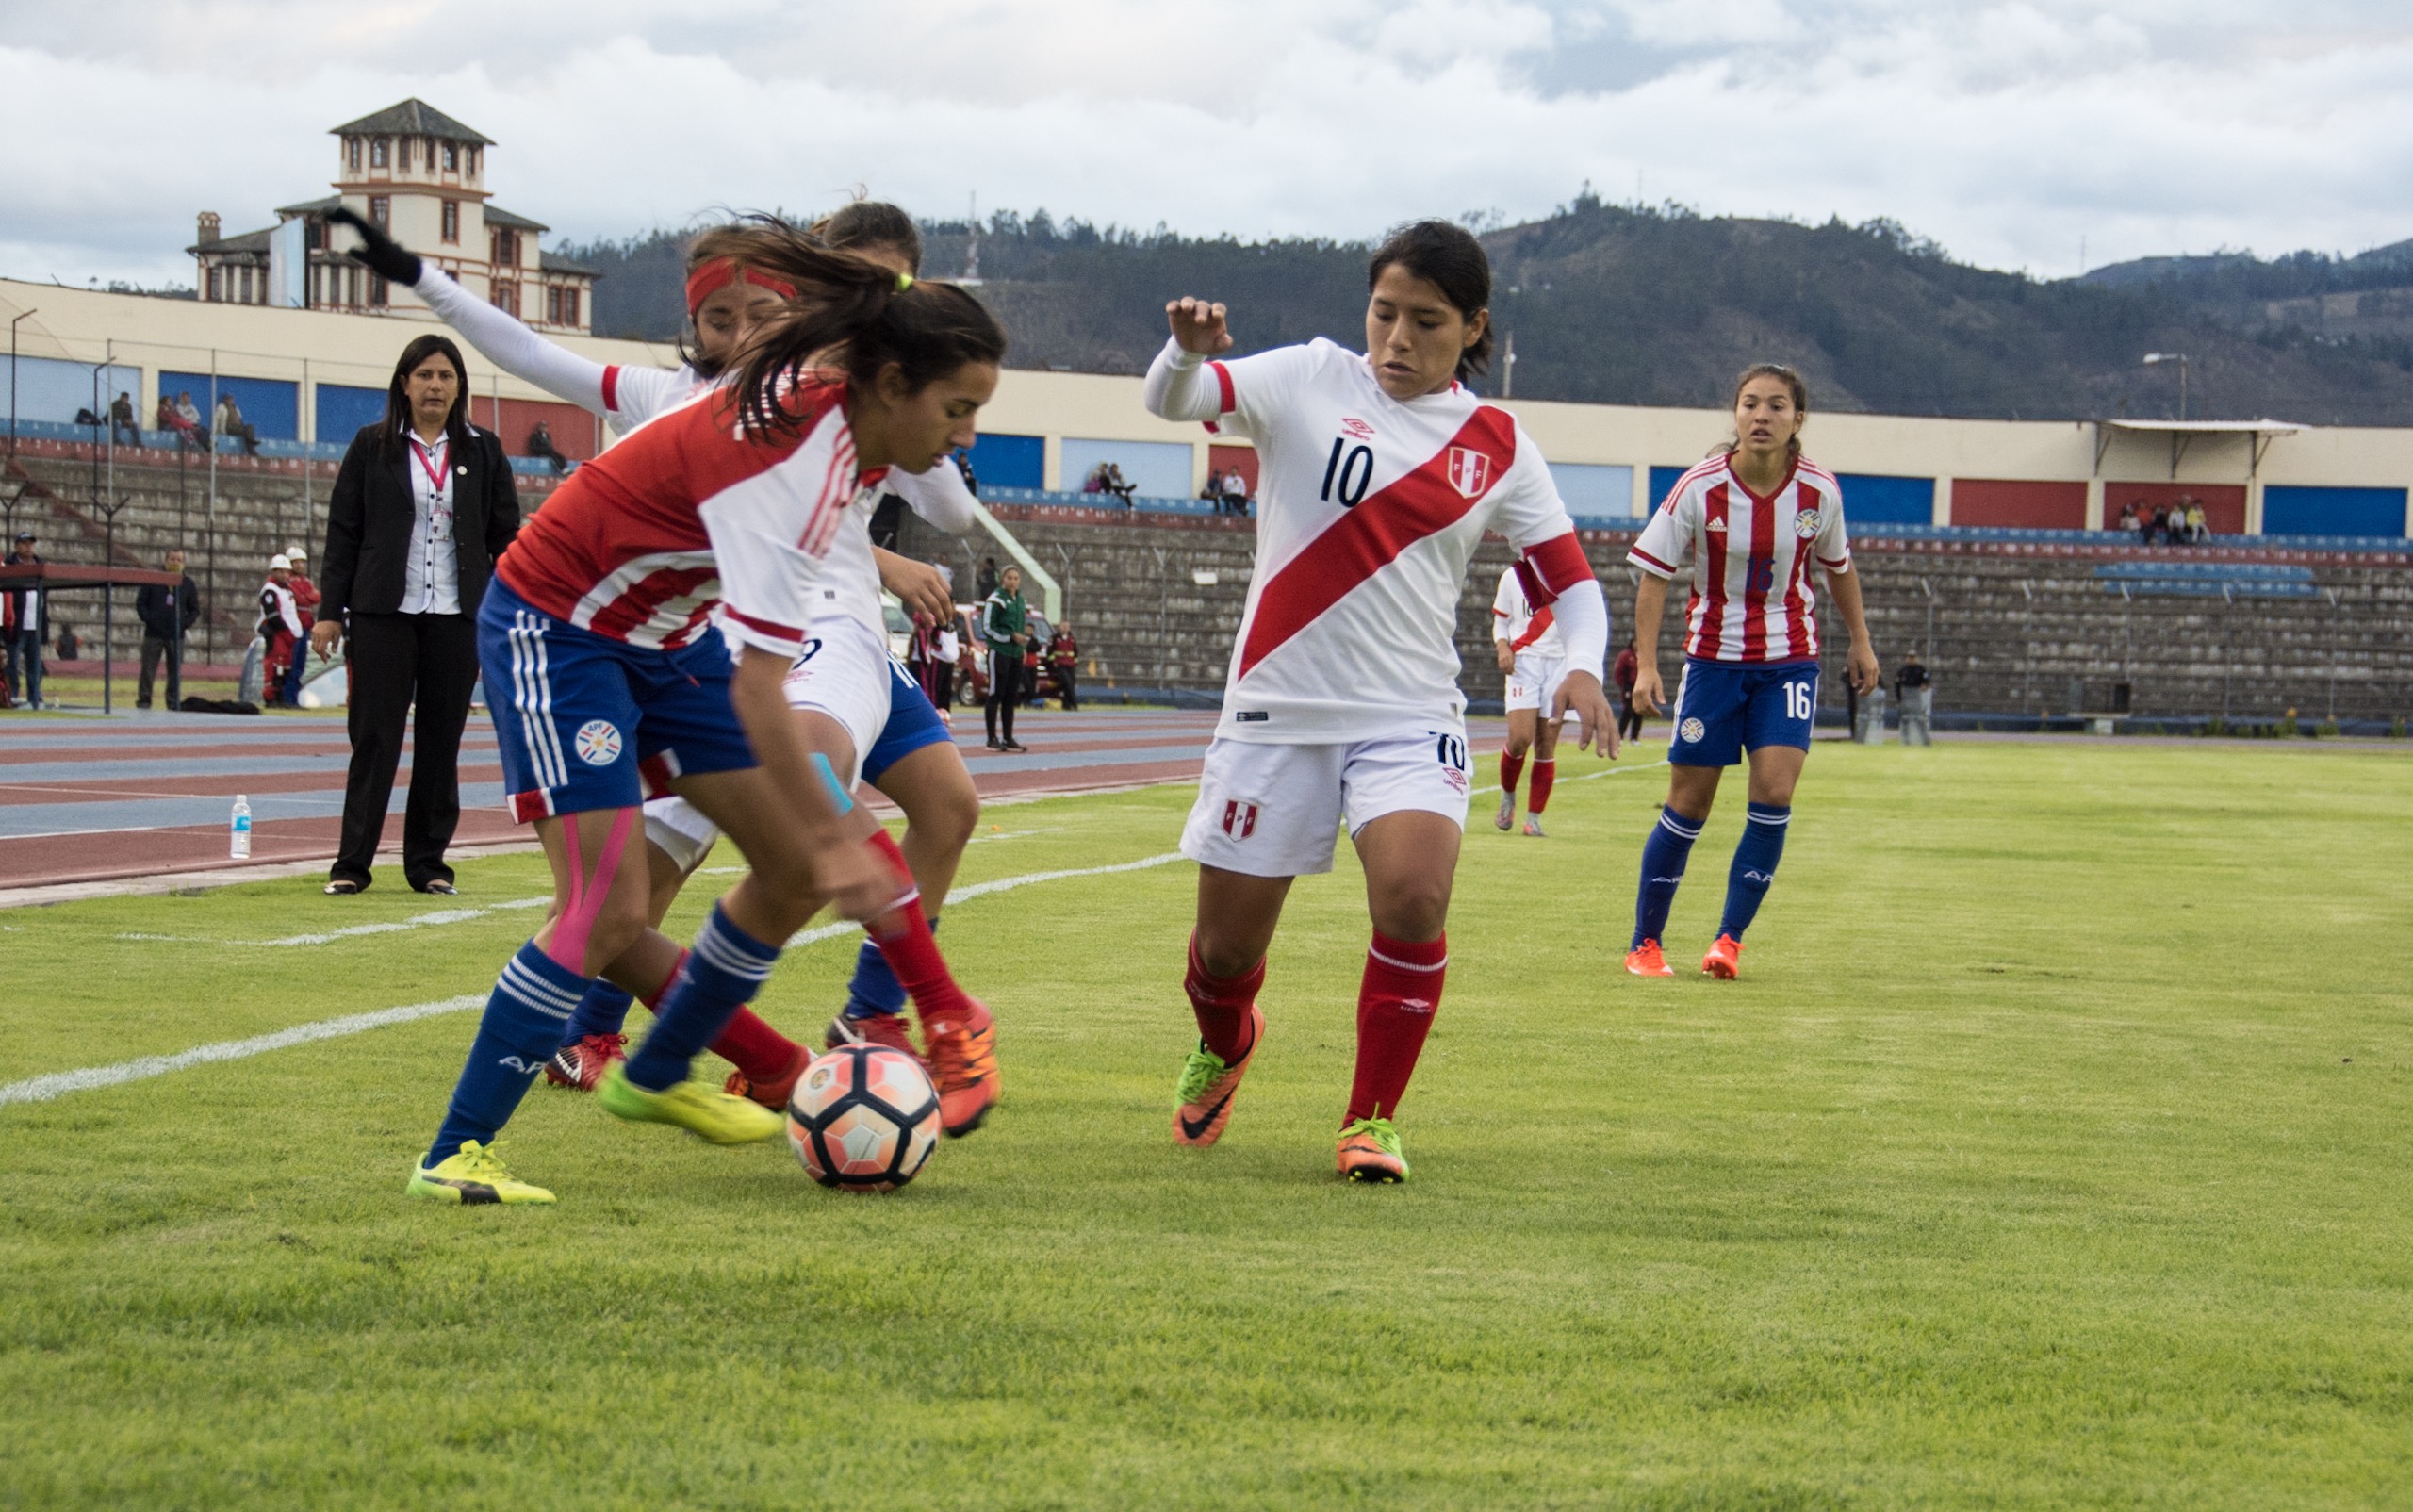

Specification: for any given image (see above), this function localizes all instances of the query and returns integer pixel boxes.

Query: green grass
[4,741,2410,1509]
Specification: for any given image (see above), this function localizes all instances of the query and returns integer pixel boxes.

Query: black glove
[326,207,422,287]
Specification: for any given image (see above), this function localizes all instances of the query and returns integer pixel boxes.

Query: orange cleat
[1700,934,1744,979]
[924,1000,999,1137]
[544,1033,627,1092]
[1336,1116,1410,1182]
[1624,940,1675,977]
[1173,1004,1264,1148]
[824,1011,924,1067]
[724,1044,813,1110]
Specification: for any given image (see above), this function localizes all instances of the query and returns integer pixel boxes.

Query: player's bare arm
[1824,567,1881,694]
[1493,635,1516,674]
[1552,669,1620,758]
[1166,296,1233,356]
[874,545,954,625]
[1629,574,1670,715]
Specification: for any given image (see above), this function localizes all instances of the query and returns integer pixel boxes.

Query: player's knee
[1371,879,1452,942]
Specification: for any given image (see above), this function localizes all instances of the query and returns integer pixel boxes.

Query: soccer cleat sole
[1701,937,1743,979]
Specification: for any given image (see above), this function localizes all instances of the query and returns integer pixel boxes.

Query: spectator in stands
[2117,501,2142,538]
[135,547,200,710]
[53,620,79,662]
[173,391,211,451]
[2184,499,2208,543]
[953,450,979,498]
[525,419,571,475]
[1613,638,1643,742]
[5,529,46,709]
[280,544,320,704]
[156,393,202,452]
[975,555,999,601]
[1047,618,1079,711]
[215,393,260,457]
[1101,461,1137,508]
[109,392,140,448]
[258,554,305,705]
[1082,462,1108,495]
[314,333,521,896]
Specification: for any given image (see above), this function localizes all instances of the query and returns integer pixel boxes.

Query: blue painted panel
[2261,485,2406,538]
[0,355,143,426]
[160,371,300,441]
[316,384,389,444]
[1835,472,1935,524]
[1061,437,1192,500]
[1547,462,1634,518]
[1649,466,1688,512]
[962,432,1043,491]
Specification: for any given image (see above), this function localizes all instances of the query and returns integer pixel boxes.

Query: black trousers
[1052,666,1077,711]
[334,611,479,890]
[985,649,1023,745]
[139,633,183,708]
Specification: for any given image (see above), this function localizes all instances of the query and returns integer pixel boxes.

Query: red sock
[638,948,689,1011]
[710,1006,802,1082]
[1347,931,1447,1123]
[1499,750,1525,797]
[1528,758,1556,814]
[1183,932,1264,1061]
[862,830,984,1037]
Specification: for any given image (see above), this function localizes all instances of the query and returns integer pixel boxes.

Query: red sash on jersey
[1238,408,1515,680]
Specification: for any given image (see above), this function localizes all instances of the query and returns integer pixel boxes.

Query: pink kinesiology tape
[546,808,639,973]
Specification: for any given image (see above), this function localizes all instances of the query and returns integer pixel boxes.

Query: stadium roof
[2093,418,2303,476]
[330,100,494,146]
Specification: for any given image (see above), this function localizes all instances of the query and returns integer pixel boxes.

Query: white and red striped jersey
[1627,454,1851,663]
[1145,337,1604,744]
[1491,564,1564,659]
[496,379,876,658]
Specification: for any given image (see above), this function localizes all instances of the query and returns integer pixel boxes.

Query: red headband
[684,258,798,316]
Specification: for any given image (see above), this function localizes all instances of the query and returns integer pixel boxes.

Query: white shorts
[642,614,893,874]
[1503,652,1568,715]
[1179,732,1473,879]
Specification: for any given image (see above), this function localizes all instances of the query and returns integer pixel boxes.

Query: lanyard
[412,436,451,497]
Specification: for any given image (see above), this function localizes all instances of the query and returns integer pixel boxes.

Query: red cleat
[824,1011,924,1066]
[1700,934,1744,979]
[924,999,999,1137]
[724,1044,813,1110]
[544,1033,627,1092]
[1624,941,1675,978]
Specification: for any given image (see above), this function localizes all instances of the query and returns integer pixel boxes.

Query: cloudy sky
[4,0,2409,288]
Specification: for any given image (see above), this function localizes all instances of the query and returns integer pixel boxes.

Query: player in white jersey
[337,205,998,1128]
[1622,364,1879,981]
[1489,562,1586,837]
[1144,221,1617,1183]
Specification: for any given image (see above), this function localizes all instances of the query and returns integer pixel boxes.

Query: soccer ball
[785,1042,942,1193]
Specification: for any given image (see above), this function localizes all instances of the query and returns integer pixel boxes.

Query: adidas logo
[1705,518,1729,533]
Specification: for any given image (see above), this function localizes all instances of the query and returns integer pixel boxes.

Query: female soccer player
[1489,560,1572,837]
[406,241,1006,1204]
[1143,220,1618,1182]
[1622,364,1880,980]
[337,206,995,1128]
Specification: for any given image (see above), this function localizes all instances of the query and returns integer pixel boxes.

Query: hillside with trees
[558,195,2413,426]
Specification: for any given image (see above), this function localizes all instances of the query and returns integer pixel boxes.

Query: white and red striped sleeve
[1813,476,1852,572]
[697,422,856,658]
[1627,478,1696,581]
[1491,566,1519,640]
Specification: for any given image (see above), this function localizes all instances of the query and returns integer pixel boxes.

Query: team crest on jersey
[1340,418,1375,440]
[1446,447,1493,499]
[1679,717,1707,744]
[1794,508,1822,538]
[1221,800,1259,839]
[574,719,624,766]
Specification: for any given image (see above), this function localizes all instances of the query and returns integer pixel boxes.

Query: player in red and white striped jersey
[1145,221,1618,1183]
[404,241,1007,1205]
[1621,364,1879,982]
[1490,562,1582,837]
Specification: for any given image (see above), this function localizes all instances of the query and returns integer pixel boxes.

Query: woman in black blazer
[313,334,520,895]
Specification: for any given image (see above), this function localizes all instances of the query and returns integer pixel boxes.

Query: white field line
[2,851,1191,1108]
[1566,758,1672,784]
[115,896,551,948]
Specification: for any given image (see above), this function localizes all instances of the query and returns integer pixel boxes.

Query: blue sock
[427,942,589,1165]
[625,904,780,1092]
[1633,805,1704,948]
[843,916,935,1019]
[1718,804,1791,941]
[559,980,636,1046]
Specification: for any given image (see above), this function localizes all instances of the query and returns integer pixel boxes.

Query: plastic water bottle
[229,796,253,860]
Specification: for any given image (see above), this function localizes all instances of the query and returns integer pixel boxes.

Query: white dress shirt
[401,427,463,615]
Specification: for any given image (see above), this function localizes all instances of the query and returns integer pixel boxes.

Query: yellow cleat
[596,1063,782,1144]
[406,1140,556,1205]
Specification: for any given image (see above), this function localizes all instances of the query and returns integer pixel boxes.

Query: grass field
[5,739,2411,1509]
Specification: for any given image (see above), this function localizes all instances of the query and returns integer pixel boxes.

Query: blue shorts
[861,657,953,785]
[1667,657,1819,768]
[481,578,758,823]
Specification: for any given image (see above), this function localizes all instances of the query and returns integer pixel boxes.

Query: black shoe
[1002,740,1028,753]
[414,879,458,896]
[323,879,364,896]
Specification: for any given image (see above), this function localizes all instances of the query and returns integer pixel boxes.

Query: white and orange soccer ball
[785,1042,942,1192]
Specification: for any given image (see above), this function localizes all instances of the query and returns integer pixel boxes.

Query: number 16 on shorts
[1668,658,1820,767]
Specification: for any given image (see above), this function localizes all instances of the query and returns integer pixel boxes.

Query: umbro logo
[1340,418,1375,439]
[1399,998,1435,1014]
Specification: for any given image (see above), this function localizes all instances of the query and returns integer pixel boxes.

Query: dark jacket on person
[136,574,201,640]
[319,422,519,622]
[4,551,45,637]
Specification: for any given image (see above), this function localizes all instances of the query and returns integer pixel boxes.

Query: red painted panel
[1951,478,2087,529]
[2105,482,2245,536]
[468,396,602,461]
[1206,443,1258,496]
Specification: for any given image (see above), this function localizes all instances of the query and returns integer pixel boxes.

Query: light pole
[2143,352,2191,420]
[9,307,39,463]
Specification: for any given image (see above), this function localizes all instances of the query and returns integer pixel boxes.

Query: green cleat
[596,1062,783,1144]
[406,1140,556,1205]
[1336,1116,1411,1183]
